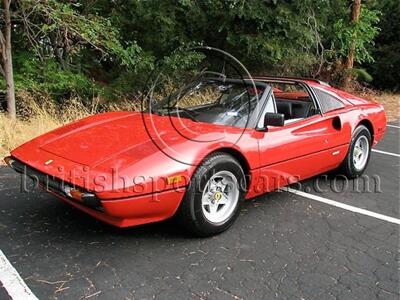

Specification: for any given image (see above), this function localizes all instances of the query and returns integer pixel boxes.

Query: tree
[18,1,145,68]
[0,0,16,119]
[0,0,389,108]
[343,0,362,87]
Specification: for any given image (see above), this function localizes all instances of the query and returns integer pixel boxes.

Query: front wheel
[339,125,372,178]
[176,152,246,237]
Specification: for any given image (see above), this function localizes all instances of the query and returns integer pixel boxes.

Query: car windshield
[151,79,266,128]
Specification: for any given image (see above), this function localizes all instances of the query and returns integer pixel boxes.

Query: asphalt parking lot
[0,123,399,300]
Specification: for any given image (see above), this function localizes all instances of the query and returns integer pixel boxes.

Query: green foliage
[2,0,394,103]
[19,0,150,70]
[161,47,205,73]
[352,68,373,83]
[183,0,319,74]
[11,52,102,100]
[333,5,380,64]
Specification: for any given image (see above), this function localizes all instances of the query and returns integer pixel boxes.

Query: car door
[255,91,350,194]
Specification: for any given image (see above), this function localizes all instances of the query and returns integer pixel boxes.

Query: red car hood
[11,111,249,197]
[39,112,156,167]
[37,111,234,167]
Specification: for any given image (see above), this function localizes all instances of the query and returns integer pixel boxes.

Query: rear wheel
[339,125,372,178]
[176,152,246,237]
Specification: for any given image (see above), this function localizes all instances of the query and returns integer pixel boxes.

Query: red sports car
[4,76,386,236]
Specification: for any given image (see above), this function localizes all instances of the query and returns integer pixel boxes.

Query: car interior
[269,82,319,125]
[154,79,268,128]
[154,79,320,128]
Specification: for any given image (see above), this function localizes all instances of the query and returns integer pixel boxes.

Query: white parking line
[387,124,400,129]
[372,149,400,157]
[284,188,400,225]
[0,250,38,300]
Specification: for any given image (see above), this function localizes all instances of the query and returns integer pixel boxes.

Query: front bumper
[5,156,102,210]
[48,187,185,227]
[4,156,186,227]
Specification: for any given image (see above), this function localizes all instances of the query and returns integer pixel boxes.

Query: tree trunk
[343,0,362,88]
[1,0,16,119]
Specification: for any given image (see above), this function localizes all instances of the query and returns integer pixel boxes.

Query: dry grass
[0,92,141,162]
[0,113,60,159]
[1,89,398,164]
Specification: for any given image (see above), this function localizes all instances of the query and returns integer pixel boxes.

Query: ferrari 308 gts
[5,76,386,236]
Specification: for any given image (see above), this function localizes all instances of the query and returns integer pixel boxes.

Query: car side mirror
[263,112,285,127]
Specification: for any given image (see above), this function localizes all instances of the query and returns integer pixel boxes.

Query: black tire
[176,152,246,237]
[339,125,372,178]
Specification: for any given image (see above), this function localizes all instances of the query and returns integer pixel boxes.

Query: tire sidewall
[346,125,372,177]
[187,155,246,235]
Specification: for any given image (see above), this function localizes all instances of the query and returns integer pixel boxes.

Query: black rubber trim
[8,157,64,191]
[7,157,102,210]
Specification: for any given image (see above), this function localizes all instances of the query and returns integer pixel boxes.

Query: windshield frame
[150,78,272,129]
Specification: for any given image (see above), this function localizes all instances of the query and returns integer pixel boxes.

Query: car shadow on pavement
[33,196,191,239]
[0,165,327,242]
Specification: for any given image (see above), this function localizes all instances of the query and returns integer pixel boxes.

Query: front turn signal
[4,156,15,168]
